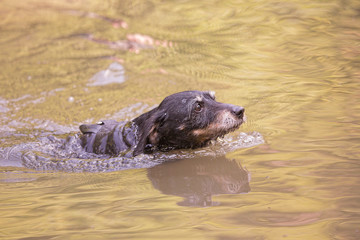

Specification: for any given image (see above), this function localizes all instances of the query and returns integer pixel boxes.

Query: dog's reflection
[147,156,250,207]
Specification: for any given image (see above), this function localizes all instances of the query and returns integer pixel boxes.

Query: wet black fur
[79,91,245,157]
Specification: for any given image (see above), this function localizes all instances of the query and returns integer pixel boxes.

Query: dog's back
[80,120,137,157]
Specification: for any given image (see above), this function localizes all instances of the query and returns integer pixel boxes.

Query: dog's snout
[231,106,245,118]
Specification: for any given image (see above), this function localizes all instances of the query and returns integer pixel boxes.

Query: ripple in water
[1,132,264,172]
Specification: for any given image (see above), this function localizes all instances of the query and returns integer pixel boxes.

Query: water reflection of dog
[147,155,250,207]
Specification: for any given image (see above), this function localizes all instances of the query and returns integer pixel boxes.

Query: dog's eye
[194,102,203,112]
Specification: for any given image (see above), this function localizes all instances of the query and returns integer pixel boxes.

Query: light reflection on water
[0,0,359,239]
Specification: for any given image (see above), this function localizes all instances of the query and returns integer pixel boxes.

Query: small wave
[1,131,264,173]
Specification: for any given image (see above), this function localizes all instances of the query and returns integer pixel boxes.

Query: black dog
[79,91,245,157]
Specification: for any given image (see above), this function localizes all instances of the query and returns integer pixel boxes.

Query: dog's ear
[133,109,167,156]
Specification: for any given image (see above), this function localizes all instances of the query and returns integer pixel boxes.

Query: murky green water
[1,0,360,239]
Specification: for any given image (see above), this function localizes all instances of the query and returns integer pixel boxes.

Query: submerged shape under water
[87,62,125,86]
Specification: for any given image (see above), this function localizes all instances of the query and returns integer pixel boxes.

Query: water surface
[0,0,359,239]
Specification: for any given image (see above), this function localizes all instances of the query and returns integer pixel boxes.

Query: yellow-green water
[1,0,359,239]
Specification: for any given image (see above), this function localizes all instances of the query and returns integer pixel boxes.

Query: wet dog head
[133,90,245,155]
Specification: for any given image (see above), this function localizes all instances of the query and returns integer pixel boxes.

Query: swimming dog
[79,91,245,156]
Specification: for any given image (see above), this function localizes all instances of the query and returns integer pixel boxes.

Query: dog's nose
[231,106,245,118]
